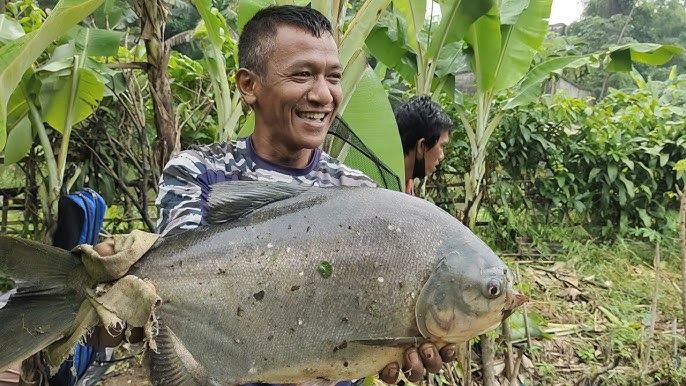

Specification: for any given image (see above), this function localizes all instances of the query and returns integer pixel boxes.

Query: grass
[489,231,686,385]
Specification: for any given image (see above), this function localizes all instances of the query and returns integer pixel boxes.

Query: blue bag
[50,189,106,386]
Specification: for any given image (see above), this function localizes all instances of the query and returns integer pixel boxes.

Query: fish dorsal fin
[206,180,310,224]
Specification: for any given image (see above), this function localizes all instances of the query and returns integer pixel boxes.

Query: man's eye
[295,72,311,77]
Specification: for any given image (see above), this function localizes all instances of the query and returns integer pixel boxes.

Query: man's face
[251,25,342,151]
[424,130,450,177]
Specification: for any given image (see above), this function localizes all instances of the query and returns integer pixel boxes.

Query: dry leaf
[557,287,584,301]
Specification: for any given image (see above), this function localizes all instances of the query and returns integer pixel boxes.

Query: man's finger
[402,347,425,383]
[93,238,115,256]
[439,344,457,363]
[418,342,442,373]
[379,362,400,384]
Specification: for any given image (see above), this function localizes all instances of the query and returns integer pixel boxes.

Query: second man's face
[252,25,343,152]
[424,130,450,177]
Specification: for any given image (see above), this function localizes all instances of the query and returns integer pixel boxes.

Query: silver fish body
[0,182,525,385]
[131,183,522,384]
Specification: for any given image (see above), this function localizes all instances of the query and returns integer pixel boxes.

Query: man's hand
[93,237,115,256]
[89,237,146,348]
[379,342,456,384]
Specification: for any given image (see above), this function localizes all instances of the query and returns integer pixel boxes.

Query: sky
[426,1,585,26]
[549,0,585,25]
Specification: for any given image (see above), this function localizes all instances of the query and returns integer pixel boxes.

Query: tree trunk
[132,0,178,170]
[480,335,497,386]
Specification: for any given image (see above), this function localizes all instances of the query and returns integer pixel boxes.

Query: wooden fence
[0,187,38,238]
[0,188,157,238]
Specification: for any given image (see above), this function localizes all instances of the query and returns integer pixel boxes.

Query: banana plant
[0,0,104,151]
[457,0,553,228]
[0,0,122,233]
[192,0,244,141]
[365,0,494,100]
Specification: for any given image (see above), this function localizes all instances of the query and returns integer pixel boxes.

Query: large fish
[0,181,527,385]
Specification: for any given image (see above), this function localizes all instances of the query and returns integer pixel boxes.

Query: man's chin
[297,128,328,147]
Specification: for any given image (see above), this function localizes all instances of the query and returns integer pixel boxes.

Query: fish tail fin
[0,236,87,372]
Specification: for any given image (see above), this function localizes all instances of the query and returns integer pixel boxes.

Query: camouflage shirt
[156,136,377,236]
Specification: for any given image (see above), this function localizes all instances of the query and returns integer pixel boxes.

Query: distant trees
[566,0,686,96]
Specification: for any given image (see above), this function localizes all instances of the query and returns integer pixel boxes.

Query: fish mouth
[501,291,528,321]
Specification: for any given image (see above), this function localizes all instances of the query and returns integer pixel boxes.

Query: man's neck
[404,154,414,182]
[250,135,314,169]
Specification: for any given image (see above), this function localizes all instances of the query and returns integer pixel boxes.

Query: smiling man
[156,6,376,236]
[154,5,454,385]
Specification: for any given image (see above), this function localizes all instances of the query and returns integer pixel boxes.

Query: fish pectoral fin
[206,181,311,224]
[349,337,428,347]
[150,321,211,386]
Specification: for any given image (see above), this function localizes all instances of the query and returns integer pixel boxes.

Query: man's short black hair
[238,5,334,76]
[395,95,453,155]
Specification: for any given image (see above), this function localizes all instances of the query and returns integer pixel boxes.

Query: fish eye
[484,278,503,299]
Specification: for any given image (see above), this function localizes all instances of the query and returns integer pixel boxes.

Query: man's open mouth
[297,112,327,122]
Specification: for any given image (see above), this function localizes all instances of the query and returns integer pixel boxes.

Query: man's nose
[308,76,334,105]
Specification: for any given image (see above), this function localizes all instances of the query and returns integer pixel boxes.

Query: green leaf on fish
[362,375,377,386]
[319,261,333,278]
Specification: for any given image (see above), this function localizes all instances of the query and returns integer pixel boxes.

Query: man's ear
[416,138,426,158]
[236,68,258,105]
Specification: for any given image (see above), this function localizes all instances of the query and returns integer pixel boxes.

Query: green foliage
[565,0,686,96]
[5,116,32,164]
[575,341,598,363]
[496,86,684,239]
[583,0,635,18]
[365,0,494,97]
[168,51,220,146]
[193,0,242,141]
[431,68,686,242]
[39,67,105,133]
[0,0,105,151]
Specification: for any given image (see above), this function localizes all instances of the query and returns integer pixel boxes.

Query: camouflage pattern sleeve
[155,150,209,236]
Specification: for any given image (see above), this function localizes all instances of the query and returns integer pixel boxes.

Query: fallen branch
[503,259,557,265]
[574,357,621,386]
[581,278,613,291]
[508,348,524,385]
[535,266,643,297]
[670,280,682,294]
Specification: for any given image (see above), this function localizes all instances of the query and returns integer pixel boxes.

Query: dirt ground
[96,357,150,386]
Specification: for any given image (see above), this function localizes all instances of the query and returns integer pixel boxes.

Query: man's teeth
[300,112,326,121]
